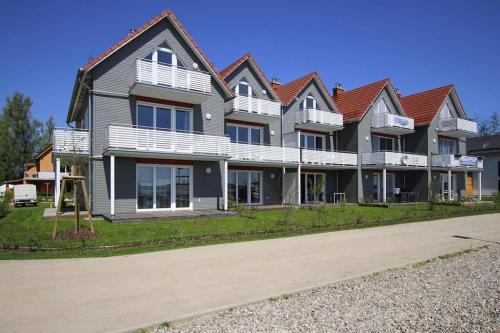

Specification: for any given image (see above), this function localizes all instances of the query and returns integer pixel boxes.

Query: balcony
[362,152,427,168]
[229,143,300,165]
[53,128,89,155]
[301,149,358,167]
[105,124,231,160]
[295,109,343,132]
[130,59,212,104]
[24,172,70,180]
[431,154,483,169]
[371,112,414,135]
[438,118,477,138]
[225,95,281,124]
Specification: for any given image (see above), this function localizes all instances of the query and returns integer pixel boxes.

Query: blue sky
[1,0,499,126]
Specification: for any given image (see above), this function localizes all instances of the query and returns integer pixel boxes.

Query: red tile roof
[272,72,333,107]
[333,79,389,122]
[83,9,234,97]
[400,85,453,126]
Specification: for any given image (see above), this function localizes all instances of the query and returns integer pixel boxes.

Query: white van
[13,184,37,207]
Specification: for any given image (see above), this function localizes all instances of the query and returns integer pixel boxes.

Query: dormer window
[302,95,317,110]
[235,80,256,97]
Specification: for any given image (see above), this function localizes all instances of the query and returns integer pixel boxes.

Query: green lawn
[0,202,498,259]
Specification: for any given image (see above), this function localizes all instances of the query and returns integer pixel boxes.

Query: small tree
[478,119,490,137]
[490,112,499,134]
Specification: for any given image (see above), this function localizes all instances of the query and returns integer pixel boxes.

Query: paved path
[1,214,499,333]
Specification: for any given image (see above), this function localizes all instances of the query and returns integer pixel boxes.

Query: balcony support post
[297,164,301,205]
[110,155,115,216]
[382,168,387,204]
[478,171,482,201]
[54,157,61,208]
[447,169,452,202]
[281,167,285,205]
[223,160,228,211]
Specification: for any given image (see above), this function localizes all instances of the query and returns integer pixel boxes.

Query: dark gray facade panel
[404,126,428,154]
[338,122,358,152]
[262,168,282,205]
[337,169,358,203]
[193,161,222,210]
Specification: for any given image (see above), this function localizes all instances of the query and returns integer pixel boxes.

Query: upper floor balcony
[295,109,343,132]
[438,118,477,138]
[53,128,90,155]
[104,124,230,160]
[24,171,70,180]
[431,154,483,169]
[130,59,212,104]
[362,151,427,168]
[301,149,358,167]
[371,112,414,135]
[225,95,281,124]
[229,143,300,165]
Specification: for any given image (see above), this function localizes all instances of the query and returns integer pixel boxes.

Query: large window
[228,170,262,205]
[136,104,191,132]
[301,94,317,110]
[440,103,453,119]
[372,135,395,152]
[144,41,185,68]
[300,133,324,150]
[438,137,457,154]
[137,164,191,210]
[234,80,257,97]
[300,172,325,204]
[225,123,262,145]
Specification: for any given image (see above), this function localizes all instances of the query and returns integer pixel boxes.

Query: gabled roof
[399,85,457,126]
[272,72,338,111]
[35,144,53,160]
[68,9,234,123]
[220,53,281,103]
[333,78,405,122]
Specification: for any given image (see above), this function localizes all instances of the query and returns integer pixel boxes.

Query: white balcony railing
[362,152,428,167]
[229,143,300,164]
[431,154,483,169]
[301,149,358,166]
[295,109,343,128]
[230,95,281,117]
[438,118,477,137]
[135,59,211,95]
[53,128,89,154]
[372,113,414,131]
[106,124,230,157]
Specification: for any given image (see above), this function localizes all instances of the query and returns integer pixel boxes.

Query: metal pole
[110,155,115,216]
[382,168,387,203]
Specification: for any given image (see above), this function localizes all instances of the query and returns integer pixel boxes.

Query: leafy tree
[37,115,55,153]
[0,93,42,182]
[490,112,499,134]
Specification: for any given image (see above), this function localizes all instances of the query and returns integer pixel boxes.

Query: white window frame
[438,137,457,154]
[300,133,325,150]
[302,94,317,110]
[136,163,193,212]
[228,170,263,205]
[136,102,193,132]
[226,123,264,145]
[372,134,395,152]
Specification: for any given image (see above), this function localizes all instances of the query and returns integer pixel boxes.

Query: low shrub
[0,192,12,218]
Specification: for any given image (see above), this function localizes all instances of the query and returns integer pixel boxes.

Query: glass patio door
[301,173,325,204]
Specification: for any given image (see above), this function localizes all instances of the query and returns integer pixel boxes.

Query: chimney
[270,77,281,89]
[332,83,344,97]
[394,88,401,97]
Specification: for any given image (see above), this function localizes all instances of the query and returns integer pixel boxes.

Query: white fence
[295,109,343,127]
[135,59,211,94]
[301,150,357,166]
[372,113,414,131]
[230,95,281,117]
[106,124,230,157]
[53,128,89,154]
[439,118,477,135]
[431,154,483,168]
[229,143,300,164]
[362,152,428,167]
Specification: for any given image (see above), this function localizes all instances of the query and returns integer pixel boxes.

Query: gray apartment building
[51,9,483,217]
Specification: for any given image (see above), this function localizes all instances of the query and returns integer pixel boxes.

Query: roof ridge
[339,78,389,96]
[401,84,453,100]
[219,53,251,78]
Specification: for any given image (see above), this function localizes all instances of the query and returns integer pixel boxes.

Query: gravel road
[153,244,500,333]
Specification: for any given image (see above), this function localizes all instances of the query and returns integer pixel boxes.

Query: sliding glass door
[137,164,191,210]
[228,170,262,205]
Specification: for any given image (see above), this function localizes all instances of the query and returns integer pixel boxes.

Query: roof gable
[333,79,404,122]
[220,53,281,102]
[272,72,338,111]
[399,85,466,126]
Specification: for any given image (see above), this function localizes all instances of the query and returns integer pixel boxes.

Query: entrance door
[373,172,395,202]
[440,174,457,200]
[466,174,474,195]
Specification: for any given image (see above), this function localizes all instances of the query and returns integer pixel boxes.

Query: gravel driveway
[153,245,500,333]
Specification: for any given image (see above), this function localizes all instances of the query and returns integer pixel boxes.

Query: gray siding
[193,161,222,210]
[262,168,282,205]
[224,62,274,102]
[337,122,358,152]
[404,125,428,154]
